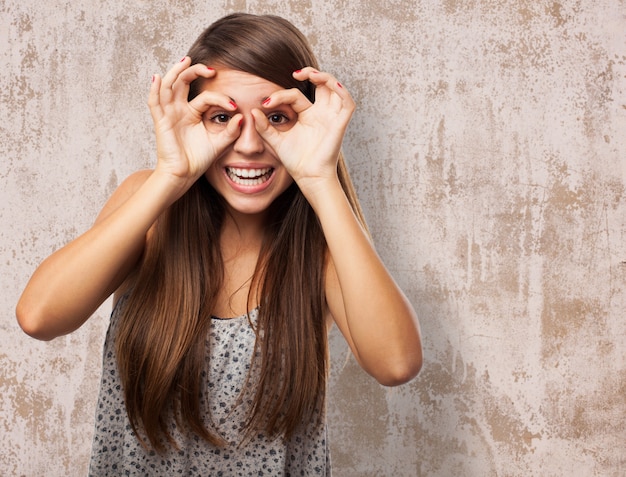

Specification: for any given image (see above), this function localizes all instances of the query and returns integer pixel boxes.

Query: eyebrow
[227,96,273,106]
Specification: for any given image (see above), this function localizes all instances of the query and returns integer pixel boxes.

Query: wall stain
[3,1,626,475]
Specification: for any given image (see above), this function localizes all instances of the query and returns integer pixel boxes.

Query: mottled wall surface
[1,0,625,475]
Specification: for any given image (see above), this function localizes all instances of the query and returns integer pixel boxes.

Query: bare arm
[254,67,422,385]
[16,170,178,340]
[318,183,422,386]
[16,57,243,340]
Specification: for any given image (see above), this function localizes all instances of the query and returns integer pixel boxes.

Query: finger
[250,108,281,151]
[223,112,244,139]
[158,56,191,104]
[188,90,238,118]
[161,56,193,87]
[294,68,354,108]
[171,62,217,102]
[293,67,339,88]
[261,88,312,115]
[212,112,244,153]
[147,74,164,123]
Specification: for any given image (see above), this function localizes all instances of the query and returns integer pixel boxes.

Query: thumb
[213,113,244,152]
[251,109,281,150]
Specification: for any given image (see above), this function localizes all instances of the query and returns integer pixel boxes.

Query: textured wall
[2,0,625,476]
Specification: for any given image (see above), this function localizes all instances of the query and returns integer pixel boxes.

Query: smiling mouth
[226,167,274,186]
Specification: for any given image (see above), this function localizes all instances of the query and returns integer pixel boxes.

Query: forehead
[200,68,284,101]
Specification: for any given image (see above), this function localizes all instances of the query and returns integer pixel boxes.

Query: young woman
[16,13,422,475]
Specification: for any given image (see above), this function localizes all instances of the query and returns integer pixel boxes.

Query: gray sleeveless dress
[89,299,330,476]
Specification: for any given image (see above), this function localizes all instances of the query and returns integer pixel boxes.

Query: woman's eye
[210,113,231,124]
[268,113,289,125]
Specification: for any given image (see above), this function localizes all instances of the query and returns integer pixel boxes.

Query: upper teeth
[228,167,271,178]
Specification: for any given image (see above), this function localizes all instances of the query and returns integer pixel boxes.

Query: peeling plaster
[2,0,625,476]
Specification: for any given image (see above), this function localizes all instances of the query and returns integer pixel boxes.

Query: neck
[220,208,267,255]
[216,209,267,318]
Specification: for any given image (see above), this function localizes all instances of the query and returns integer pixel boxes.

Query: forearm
[16,171,180,340]
[303,178,423,385]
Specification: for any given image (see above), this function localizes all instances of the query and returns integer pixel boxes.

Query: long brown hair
[115,13,368,452]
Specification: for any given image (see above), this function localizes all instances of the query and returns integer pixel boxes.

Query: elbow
[377,359,423,387]
[16,300,57,341]
[374,308,423,386]
[372,350,423,387]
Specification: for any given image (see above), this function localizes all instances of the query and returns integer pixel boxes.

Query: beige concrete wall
[2,0,625,475]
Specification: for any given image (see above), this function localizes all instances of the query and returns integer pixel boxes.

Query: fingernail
[294,69,302,74]
[238,118,243,127]
[262,97,271,106]
[229,100,237,108]
[180,57,186,62]
[207,66,214,71]
[151,75,155,83]
[337,82,343,88]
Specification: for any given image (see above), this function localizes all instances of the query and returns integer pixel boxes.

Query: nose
[233,114,264,155]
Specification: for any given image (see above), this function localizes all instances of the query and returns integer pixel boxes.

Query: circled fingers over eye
[260,88,312,115]
[188,90,238,119]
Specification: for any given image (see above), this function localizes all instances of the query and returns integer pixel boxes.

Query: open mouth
[226,167,274,186]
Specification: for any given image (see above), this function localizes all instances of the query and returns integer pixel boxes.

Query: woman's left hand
[251,67,355,194]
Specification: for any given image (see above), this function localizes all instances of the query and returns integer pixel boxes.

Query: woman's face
[201,68,296,219]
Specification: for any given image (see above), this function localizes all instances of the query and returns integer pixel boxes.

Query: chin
[221,197,276,217]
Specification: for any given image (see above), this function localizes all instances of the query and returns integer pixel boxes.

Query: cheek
[203,163,223,188]
[275,170,295,191]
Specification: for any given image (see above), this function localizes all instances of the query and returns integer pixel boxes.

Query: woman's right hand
[148,57,242,195]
